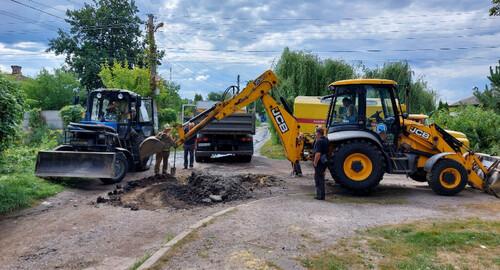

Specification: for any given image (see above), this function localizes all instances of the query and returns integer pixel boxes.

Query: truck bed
[196,113,255,135]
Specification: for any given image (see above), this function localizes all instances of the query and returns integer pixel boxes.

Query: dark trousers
[184,144,194,168]
[314,164,326,199]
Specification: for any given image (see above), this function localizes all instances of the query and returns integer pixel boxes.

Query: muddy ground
[96,172,285,210]
[0,133,498,270]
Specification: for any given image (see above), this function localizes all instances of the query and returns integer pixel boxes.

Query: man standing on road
[184,122,196,169]
[155,124,176,175]
[313,126,329,200]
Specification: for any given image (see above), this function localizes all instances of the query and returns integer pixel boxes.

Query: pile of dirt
[95,171,284,210]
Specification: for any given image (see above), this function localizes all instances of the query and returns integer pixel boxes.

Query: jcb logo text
[271,107,289,133]
[409,127,430,140]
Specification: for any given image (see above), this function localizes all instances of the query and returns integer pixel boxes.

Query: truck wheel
[427,159,467,196]
[331,140,385,191]
[409,169,427,182]
[195,156,205,163]
[101,153,128,184]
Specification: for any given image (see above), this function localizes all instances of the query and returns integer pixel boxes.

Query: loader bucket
[35,151,116,179]
[477,153,500,198]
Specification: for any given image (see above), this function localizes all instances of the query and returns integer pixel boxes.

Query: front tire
[427,159,467,196]
[331,140,385,191]
[100,153,128,184]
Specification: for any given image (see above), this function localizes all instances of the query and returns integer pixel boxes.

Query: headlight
[118,93,123,99]
[96,93,102,99]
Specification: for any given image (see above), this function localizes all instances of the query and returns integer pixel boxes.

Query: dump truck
[141,70,499,197]
[193,101,255,162]
[35,89,156,183]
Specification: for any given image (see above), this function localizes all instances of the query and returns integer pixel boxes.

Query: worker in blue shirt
[313,126,329,200]
[184,122,196,169]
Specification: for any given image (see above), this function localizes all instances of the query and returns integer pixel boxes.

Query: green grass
[302,218,500,270]
[260,139,286,160]
[129,252,151,270]
[0,135,63,214]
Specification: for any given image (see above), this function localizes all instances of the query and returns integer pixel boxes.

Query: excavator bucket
[35,151,116,179]
[477,154,500,197]
[139,136,165,160]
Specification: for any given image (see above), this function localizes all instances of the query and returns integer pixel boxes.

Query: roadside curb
[136,206,236,270]
[134,195,284,270]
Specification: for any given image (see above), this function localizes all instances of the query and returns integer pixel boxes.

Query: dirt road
[0,149,498,269]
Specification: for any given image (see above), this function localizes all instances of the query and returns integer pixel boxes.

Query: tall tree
[491,0,500,16]
[364,62,437,114]
[48,0,145,90]
[99,62,183,111]
[274,47,355,107]
[474,60,500,113]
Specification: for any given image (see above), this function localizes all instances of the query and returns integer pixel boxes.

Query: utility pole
[146,14,164,132]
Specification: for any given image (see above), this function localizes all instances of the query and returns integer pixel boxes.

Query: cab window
[329,85,360,126]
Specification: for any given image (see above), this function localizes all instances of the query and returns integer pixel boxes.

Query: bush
[432,106,500,155]
[26,108,49,145]
[21,68,83,110]
[159,108,177,127]
[60,104,85,127]
[0,75,24,153]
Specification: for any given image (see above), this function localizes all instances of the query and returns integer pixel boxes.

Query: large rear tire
[427,159,467,196]
[100,153,128,184]
[331,140,385,191]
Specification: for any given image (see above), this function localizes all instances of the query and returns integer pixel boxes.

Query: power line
[27,0,68,15]
[0,9,59,31]
[9,0,65,20]
[159,44,500,54]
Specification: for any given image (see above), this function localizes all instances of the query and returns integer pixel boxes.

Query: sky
[0,0,499,103]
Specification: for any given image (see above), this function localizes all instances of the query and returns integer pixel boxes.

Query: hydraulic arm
[176,70,304,175]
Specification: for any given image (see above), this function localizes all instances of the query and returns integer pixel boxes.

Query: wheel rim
[343,153,373,181]
[439,168,461,189]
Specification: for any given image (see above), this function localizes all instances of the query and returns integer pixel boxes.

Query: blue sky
[0,0,499,103]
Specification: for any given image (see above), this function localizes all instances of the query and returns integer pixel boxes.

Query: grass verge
[0,137,63,214]
[129,252,152,270]
[301,218,500,270]
[260,139,286,160]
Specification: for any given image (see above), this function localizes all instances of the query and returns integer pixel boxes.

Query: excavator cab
[327,79,402,147]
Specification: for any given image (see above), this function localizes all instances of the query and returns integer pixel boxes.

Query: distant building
[449,96,480,107]
[2,65,28,81]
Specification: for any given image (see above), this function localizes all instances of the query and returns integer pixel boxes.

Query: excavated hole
[95,171,286,210]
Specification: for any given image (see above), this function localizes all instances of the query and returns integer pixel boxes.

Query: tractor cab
[83,89,156,138]
[326,79,402,147]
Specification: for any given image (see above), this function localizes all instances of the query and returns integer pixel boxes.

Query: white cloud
[195,74,210,81]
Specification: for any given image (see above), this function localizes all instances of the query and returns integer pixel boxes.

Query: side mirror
[402,113,409,119]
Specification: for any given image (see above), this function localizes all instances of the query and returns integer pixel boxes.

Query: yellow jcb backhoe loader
[140,70,500,197]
